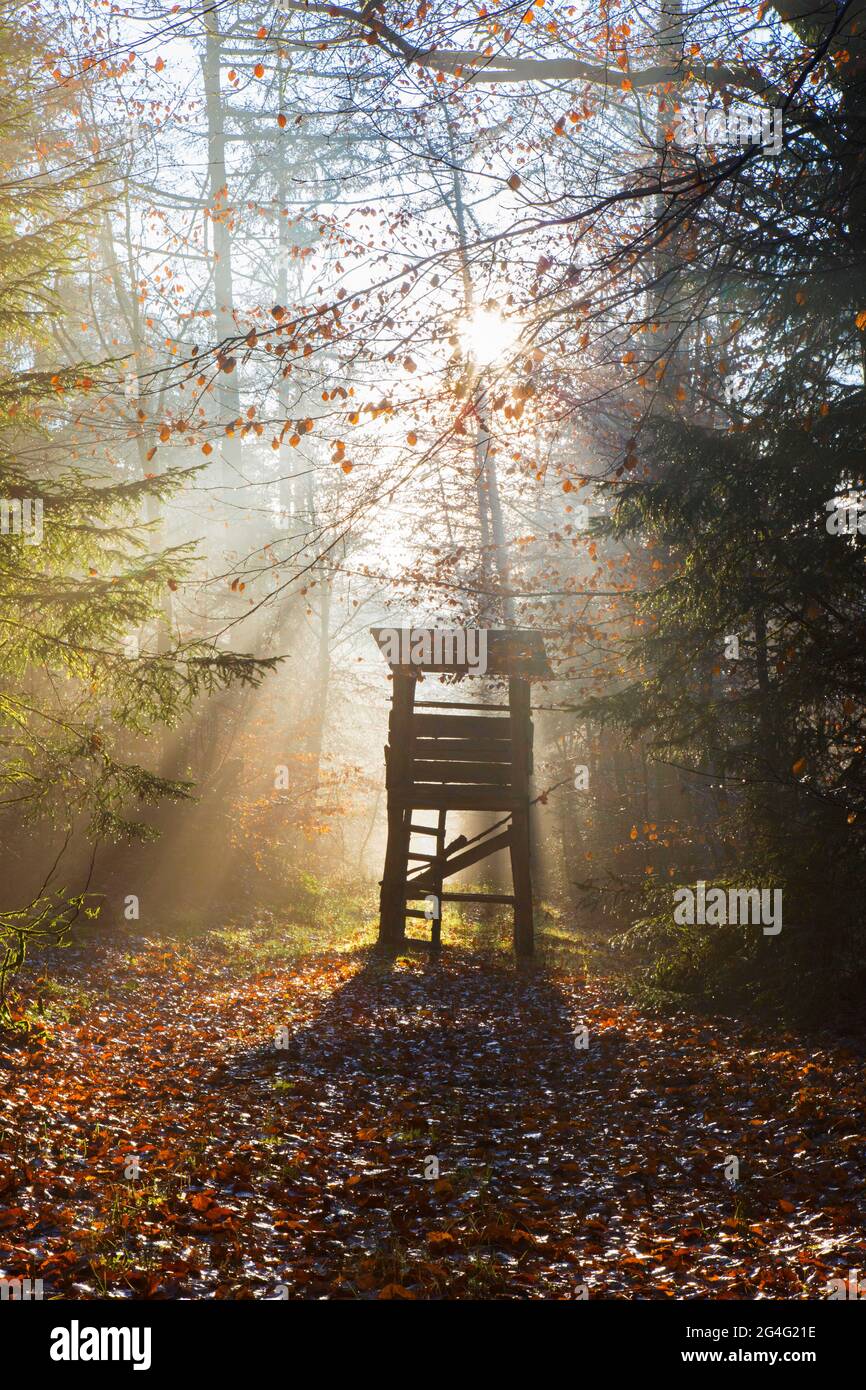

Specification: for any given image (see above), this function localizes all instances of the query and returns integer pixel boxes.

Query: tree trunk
[201,8,242,491]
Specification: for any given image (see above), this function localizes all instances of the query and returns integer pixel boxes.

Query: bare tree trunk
[444,120,516,625]
[306,573,332,795]
[98,210,173,653]
[201,7,242,491]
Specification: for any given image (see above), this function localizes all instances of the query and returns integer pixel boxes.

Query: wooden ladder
[377,674,534,956]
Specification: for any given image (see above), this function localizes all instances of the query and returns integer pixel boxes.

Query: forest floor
[1,916,864,1300]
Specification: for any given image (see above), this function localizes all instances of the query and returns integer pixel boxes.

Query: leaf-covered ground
[1,930,864,1299]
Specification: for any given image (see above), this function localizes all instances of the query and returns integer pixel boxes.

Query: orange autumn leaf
[426,1231,458,1250]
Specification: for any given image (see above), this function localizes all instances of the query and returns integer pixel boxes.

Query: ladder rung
[414,701,510,711]
[405,908,434,920]
[405,890,516,905]
[443,892,515,905]
[410,823,439,835]
[407,852,436,862]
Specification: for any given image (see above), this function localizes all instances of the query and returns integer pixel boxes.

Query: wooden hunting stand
[372,628,550,957]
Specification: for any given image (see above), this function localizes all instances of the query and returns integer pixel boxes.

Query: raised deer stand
[373,628,548,959]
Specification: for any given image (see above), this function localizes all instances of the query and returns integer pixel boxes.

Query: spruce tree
[0,13,275,1010]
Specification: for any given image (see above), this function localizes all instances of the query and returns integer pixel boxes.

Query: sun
[459,307,523,368]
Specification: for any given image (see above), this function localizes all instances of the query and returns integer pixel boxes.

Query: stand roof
[370,627,550,679]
